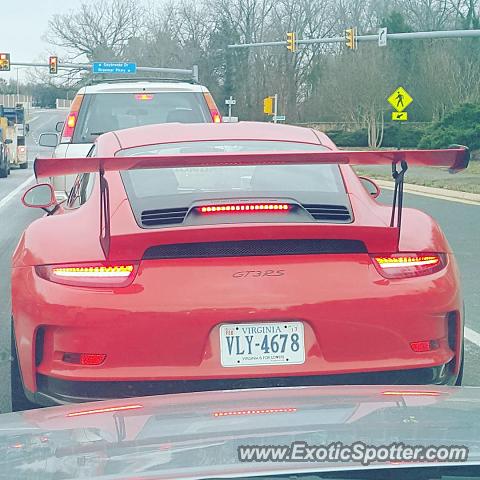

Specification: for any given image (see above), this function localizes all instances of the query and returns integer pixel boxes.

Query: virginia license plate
[220,322,305,367]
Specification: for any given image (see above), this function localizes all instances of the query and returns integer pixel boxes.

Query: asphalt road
[0,112,478,413]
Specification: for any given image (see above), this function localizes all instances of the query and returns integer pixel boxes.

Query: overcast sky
[2,0,95,80]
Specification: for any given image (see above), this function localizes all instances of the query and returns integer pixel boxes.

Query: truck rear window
[73,92,211,144]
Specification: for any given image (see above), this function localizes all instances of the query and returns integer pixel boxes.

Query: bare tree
[45,0,145,61]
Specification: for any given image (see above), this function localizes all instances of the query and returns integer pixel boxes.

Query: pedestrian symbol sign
[388,87,413,112]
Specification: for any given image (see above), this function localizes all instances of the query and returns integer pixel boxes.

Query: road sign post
[225,96,236,121]
[273,94,278,123]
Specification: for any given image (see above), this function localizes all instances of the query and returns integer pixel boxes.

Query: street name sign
[92,62,137,74]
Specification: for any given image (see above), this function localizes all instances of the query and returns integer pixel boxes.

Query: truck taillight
[35,263,138,287]
[203,92,222,123]
[61,94,84,142]
[371,253,446,279]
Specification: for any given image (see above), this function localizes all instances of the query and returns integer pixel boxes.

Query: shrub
[418,103,480,150]
[382,123,428,147]
[327,129,368,147]
[327,124,427,148]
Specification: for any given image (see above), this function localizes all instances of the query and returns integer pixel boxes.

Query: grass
[351,152,480,194]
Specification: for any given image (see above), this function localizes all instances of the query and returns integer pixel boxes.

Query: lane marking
[378,183,480,206]
[0,176,34,210]
[28,116,39,123]
[465,327,480,347]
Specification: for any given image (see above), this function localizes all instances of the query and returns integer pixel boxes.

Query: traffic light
[49,56,58,74]
[0,53,11,71]
[286,32,297,53]
[263,96,273,115]
[345,28,357,50]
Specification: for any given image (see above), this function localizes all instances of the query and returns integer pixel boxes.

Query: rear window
[73,92,211,144]
[118,140,348,227]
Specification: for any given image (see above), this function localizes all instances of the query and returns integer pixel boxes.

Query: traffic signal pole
[273,94,278,124]
[228,28,480,49]
[7,62,199,81]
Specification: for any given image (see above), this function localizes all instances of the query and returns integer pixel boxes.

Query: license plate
[220,322,305,367]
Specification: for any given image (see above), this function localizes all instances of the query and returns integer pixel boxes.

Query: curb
[375,179,480,205]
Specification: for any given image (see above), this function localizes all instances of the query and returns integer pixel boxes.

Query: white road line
[378,183,480,206]
[28,116,39,123]
[465,327,480,347]
[0,176,34,210]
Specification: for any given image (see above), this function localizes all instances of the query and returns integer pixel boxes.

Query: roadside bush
[327,124,427,148]
[382,123,428,148]
[327,129,368,147]
[418,103,480,150]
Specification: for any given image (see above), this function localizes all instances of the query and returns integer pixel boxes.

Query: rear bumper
[29,364,458,407]
[13,256,464,398]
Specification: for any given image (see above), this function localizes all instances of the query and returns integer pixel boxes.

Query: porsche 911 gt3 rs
[11,122,468,408]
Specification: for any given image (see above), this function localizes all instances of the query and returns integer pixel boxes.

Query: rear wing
[34,147,469,178]
[34,147,469,259]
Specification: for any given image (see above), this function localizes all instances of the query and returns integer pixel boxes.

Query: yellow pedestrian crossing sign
[388,87,413,112]
[392,111,408,121]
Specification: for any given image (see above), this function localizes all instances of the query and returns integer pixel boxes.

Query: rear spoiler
[34,146,469,259]
[34,147,469,178]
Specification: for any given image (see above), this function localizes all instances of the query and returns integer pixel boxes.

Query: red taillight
[67,404,143,417]
[63,353,107,365]
[35,263,138,288]
[198,203,290,214]
[203,92,222,123]
[410,340,439,353]
[67,114,76,128]
[371,253,446,279]
[61,94,84,142]
[213,408,297,417]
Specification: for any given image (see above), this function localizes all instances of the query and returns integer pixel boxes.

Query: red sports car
[11,122,468,409]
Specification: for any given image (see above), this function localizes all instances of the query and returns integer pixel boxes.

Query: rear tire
[0,158,7,178]
[11,321,37,411]
[19,161,28,170]
[455,344,464,386]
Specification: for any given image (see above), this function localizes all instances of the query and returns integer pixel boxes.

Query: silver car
[39,80,222,198]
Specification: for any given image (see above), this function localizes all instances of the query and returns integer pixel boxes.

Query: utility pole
[273,94,278,123]
[16,68,19,103]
